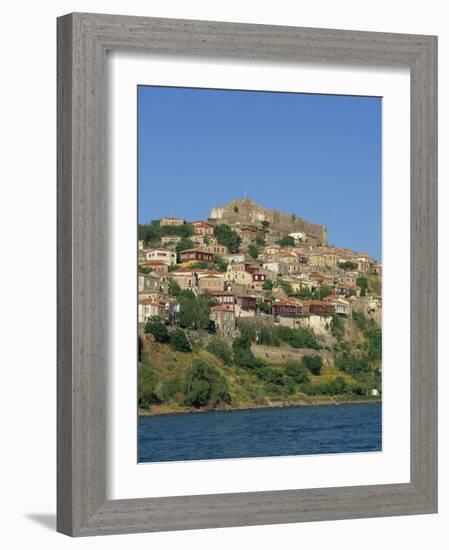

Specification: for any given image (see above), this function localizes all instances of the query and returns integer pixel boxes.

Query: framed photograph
[57,13,437,536]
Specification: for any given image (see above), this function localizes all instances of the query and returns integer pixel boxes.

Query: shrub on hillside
[170,329,191,352]
[284,360,310,384]
[258,326,280,346]
[168,278,181,296]
[275,326,321,350]
[213,224,241,254]
[248,244,260,259]
[330,314,345,340]
[366,327,382,361]
[184,359,230,408]
[237,320,257,342]
[352,309,366,330]
[233,344,257,369]
[254,366,284,385]
[340,261,358,271]
[206,337,233,364]
[232,335,266,370]
[302,355,323,376]
[176,237,195,253]
[144,317,169,343]
[278,235,295,247]
[138,221,194,244]
[138,363,161,409]
[161,376,184,401]
[258,301,271,314]
[301,376,347,396]
[262,280,273,291]
[178,291,213,330]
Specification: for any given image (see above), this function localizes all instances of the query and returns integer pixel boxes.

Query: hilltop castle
[209,198,327,245]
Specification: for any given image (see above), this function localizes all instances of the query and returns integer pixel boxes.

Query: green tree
[258,301,271,314]
[213,224,241,253]
[275,326,321,350]
[317,284,332,300]
[262,280,273,291]
[302,355,323,375]
[232,336,258,369]
[328,376,347,394]
[177,292,197,327]
[280,280,294,296]
[144,317,169,343]
[206,337,233,364]
[178,292,212,330]
[138,222,162,245]
[258,325,280,346]
[339,261,358,271]
[352,309,366,330]
[255,366,284,385]
[284,360,309,384]
[138,363,160,409]
[184,359,230,408]
[161,376,184,401]
[176,237,195,254]
[138,221,195,244]
[184,379,210,408]
[170,329,191,352]
[278,235,295,247]
[366,327,382,361]
[248,244,260,259]
[357,276,368,297]
[255,234,265,247]
[168,278,181,296]
[335,352,371,381]
[294,286,313,299]
[214,255,228,273]
[330,314,345,340]
[237,321,256,342]
[161,222,194,238]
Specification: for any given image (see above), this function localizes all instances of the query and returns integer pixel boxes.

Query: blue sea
[138,402,382,462]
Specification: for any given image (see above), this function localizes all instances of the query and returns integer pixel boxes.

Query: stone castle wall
[210,198,327,244]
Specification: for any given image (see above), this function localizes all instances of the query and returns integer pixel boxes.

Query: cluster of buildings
[138,205,382,338]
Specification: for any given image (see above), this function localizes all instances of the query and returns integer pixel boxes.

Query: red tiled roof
[141,260,168,266]
[172,267,194,273]
[179,248,213,254]
[192,220,213,227]
[211,305,235,312]
[274,299,303,306]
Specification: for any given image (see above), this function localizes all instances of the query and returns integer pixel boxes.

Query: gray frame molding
[57,12,437,537]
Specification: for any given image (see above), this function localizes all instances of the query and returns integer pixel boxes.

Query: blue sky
[138,86,381,260]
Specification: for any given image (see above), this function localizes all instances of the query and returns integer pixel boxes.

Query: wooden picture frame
[57,12,438,536]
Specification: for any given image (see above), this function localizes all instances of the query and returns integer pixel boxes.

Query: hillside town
[137,198,382,414]
[138,198,381,338]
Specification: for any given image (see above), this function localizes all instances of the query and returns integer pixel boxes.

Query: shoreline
[139,397,381,418]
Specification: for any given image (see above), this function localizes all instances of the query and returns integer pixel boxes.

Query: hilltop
[209,197,327,245]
